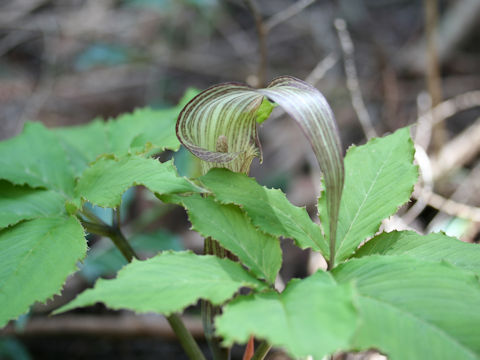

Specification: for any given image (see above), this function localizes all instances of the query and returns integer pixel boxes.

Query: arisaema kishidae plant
[176,76,344,268]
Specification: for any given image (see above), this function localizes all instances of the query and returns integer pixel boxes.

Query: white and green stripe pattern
[176,76,344,262]
[177,83,262,173]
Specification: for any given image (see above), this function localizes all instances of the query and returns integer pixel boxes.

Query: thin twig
[414,90,480,150]
[424,0,445,153]
[334,18,377,140]
[431,117,480,180]
[244,0,267,87]
[305,53,339,86]
[398,0,480,74]
[265,0,316,33]
[413,187,480,223]
[427,161,480,235]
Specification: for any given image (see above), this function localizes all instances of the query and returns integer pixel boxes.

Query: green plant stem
[202,238,231,360]
[167,312,208,360]
[201,301,230,360]
[109,227,136,263]
[80,218,135,263]
[109,207,135,263]
[327,236,336,271]
[251,340,271,360]
[80,220,111,238]
[81,208,206,360]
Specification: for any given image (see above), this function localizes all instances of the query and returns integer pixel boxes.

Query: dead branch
[413,187,480,223]
[414,90,480,150]
[431,118,480,180]
[424,0,445,153]
[243,0,267,87]
[399,0,480,74]
[334,18,377,139]
[427,161,480,237]
[305,53,338,87]
[265,0,316,33]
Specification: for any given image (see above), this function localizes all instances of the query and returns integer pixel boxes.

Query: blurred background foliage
[1,0,480,359]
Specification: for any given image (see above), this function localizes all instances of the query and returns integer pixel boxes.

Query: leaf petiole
[79,206,206,360]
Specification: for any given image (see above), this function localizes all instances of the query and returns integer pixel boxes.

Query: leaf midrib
[211,186,327,254]
[336,144,396,260]
[189,207,272,281]
[253,197,325,253]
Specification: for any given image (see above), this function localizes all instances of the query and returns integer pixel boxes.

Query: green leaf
[161,194,281,284]
[0,216,86,327]
[354,230,480,276]
[108,88,199,156]
[216,270,358,359]
[177,77,344,261]
[54,89,200,175]
[199,168,328,256]
[332,256,480,360]
[56,251,266,316]
[76,155,203,208]
[319,127,418,263]
[54,120,109,176]
[0,181,66,229]
[0,122,76,197]
[107,107,180,155]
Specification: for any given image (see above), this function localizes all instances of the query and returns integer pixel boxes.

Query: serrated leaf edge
[198,169,328,255]
[0,216,87,328]
[54,250,265,317]
[335,129,418,262]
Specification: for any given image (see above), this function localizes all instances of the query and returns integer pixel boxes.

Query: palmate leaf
[354,230,480,276]
[0,122,76,197]
[216,270,358,359]
[75,155,204,208]
[56,251,266,316]
[199,168,328,256]
[332,256,480,360]
[177,76,344,261]
[319,127,418,263]
[160,193,281,284]
[0,216,86,327]
[0,92,199,329]
[0,180,66,229]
